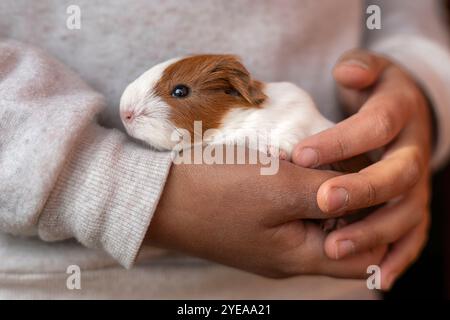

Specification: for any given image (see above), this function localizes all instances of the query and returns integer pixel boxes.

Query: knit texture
[0,39,173,268]
[39,124,173,268]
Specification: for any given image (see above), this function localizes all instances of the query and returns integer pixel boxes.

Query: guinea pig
[120,54,369,168]
[120,55,336,159]
[120,54,373,231]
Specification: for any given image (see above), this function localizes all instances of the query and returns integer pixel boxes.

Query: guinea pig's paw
[267,145,289,160]
[320,218,349,233]
[278,150,288,161]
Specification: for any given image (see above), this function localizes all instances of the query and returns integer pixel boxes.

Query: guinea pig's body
[120,55,334,160]
[120,54,372,231]
[204,82,334,159]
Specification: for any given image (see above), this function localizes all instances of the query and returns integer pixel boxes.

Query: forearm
[0,39,173,268]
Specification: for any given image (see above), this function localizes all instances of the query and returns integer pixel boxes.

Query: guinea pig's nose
[121,110,135,123]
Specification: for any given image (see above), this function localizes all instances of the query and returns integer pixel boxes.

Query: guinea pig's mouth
[123,115,185,151]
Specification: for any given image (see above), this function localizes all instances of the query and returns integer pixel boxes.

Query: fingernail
[341,59,370,70]
[295,148,319,168]
[334,240,355,259]
[326,187,349,213]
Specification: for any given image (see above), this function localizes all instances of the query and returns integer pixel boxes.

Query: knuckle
[395,148,424,194]
[335,136,348,160]
[406,148,424,183]
[373,107,398,143]
[361,174,377,207]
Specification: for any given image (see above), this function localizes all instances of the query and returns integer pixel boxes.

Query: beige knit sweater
[0,0,449,299]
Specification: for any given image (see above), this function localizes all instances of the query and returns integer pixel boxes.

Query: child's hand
[292,49,432,290]
[146,152,386,279]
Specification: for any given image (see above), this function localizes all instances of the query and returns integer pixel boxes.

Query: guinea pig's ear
[210,55,266,106]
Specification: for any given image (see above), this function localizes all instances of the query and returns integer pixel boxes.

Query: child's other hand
[292,49,432,290]
[146,152,386,279]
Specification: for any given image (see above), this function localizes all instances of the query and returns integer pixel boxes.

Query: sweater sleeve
[0,39,173,268]
[364,0,450,170]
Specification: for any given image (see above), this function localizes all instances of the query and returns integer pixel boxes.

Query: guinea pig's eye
[171,85,190,98]
[225,88,239,96]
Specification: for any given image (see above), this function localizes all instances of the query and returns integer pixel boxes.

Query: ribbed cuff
[369,35,450,171]
[39,123,173,268]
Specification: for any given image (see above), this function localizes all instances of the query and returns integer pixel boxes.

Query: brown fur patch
[154,55,266,140]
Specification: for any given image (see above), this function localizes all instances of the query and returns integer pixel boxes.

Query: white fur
[120,58,181,150]
[209,82,335,158]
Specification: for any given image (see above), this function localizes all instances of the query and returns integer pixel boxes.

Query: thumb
[333,49,390,90]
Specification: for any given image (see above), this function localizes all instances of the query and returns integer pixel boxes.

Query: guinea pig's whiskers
[134,117,146,124]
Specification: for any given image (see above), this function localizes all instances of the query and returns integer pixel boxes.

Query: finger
[336,86,371,116]
[284,221,388,278]
[263,162,343,225]
[316,145,423,213]
[333,49,390,89]
[323,187,427,259]
[380,216,430,291]
[316,111,427,214]
[293,75,412,168]
[319,245,388,279]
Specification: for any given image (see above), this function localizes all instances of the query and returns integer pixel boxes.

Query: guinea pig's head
[120,54,266,150]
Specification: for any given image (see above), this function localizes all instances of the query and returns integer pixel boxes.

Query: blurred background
[384,1,450,299]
